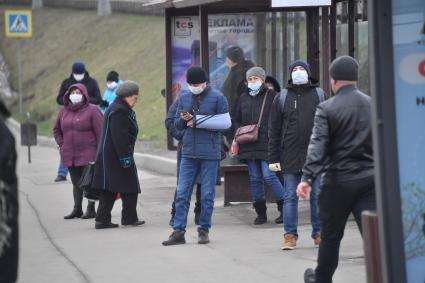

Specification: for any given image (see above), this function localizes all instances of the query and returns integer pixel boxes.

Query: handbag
[78,163,99,201]
[234,90,269,144]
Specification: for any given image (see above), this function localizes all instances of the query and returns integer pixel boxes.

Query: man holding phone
[162,66,231,246]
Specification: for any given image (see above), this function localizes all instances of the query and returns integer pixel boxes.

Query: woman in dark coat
[53,83,103,220]
[92,81,144,229]
[233,67,284,225]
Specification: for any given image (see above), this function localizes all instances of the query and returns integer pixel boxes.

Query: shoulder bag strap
[256,90,269,128]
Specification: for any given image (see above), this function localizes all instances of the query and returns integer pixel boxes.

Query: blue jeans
[246,160,284,202]
[283,173,320,239]
[173,157,219,232]
[57,159,68,177]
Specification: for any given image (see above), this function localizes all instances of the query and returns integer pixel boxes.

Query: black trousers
[68,166,84,209]
[315,176,376,283]
[95,191,139,225]
[171,184,201,215]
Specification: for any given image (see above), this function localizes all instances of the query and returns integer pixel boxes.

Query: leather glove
[268,163,281,172]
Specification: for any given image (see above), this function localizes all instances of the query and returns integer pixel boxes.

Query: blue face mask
[248,81,262,91]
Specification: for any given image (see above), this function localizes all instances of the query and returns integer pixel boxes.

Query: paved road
[17,145,367,283]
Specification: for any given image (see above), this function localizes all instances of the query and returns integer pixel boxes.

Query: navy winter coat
[175,86,229,160]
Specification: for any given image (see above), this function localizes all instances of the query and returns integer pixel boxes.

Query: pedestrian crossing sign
[5,10,32,38]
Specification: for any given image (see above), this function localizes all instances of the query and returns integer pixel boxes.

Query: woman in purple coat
[53,83,103,220]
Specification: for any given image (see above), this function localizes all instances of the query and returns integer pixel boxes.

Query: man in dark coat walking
[298,56,376,283]
[0,99,18,283]
[92,81,145,229]
[268,60,327,250]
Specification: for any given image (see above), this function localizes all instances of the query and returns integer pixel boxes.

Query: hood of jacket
[63,83,90,110]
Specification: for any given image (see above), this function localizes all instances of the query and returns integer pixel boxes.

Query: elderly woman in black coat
[92,81,145,229]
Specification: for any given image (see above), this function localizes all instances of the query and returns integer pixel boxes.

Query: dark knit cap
[226,46,244,64]
[72,62,86,74]
[116,80,139,97]
[106,71,119,82]
[289,60,311,76]
[186,66,208,84]
[329,56,359,81]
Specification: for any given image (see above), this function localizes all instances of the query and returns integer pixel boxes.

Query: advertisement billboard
[392,1,425,282]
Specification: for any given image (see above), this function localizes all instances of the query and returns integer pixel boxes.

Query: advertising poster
[171,16,200,103]
[171,14,257,102]
[207,14,256,91]
[392,1,425,282]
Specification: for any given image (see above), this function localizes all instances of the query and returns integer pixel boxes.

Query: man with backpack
[268,60,327,250]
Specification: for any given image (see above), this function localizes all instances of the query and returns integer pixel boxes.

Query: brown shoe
[281,234,297,250]
[314,233,321,246]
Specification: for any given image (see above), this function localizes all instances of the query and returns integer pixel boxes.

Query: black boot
[81,201,96,219]
[162,230,186,246]
[64,207,83,219]
[253,200,267,225]
[95,221,119,229]
[275,199,284,224]
[304,268,315,283]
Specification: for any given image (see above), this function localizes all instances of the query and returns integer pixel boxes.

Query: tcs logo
[174,17,194,36]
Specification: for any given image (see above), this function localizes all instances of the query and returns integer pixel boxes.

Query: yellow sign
[5,10,32,38]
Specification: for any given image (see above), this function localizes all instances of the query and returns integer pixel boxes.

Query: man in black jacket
[56,62,103,106]
[0,99,18,283]
[297,56,376,283]
[220,46,254,144]
[54,62,105,183]
[268,60,326,250]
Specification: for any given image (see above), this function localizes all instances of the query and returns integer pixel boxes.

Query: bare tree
[98,0,112,17]
[32,0,43,10]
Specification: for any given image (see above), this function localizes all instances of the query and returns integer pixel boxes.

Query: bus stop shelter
[145,0,369,149]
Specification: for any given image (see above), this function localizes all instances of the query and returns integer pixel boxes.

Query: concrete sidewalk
[16,141,367,283]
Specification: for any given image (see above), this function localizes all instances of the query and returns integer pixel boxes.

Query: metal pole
[28,145,31,163]
[17,40,23,114]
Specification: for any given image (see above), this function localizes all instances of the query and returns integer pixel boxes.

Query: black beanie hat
[289,60,311,76]
[329,56,359,81]
[226,46,244,64]
[72,62,86,74]
[106,71,119,82]
[186,66,208,84]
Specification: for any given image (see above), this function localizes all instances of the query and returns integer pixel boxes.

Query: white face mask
[291,70,309,85]
[188,83,206,95]
[73,73,85,81]
[69,93,83,104]
[107,81,117,89]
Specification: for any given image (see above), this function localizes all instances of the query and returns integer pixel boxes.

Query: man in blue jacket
[162,66,231,246]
